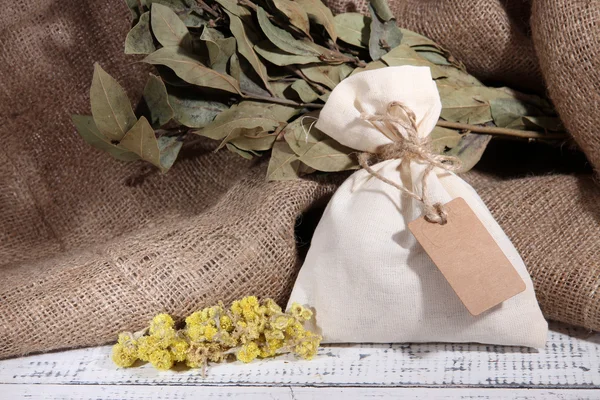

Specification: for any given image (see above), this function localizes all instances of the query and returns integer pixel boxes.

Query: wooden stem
[241,93,324,109]
[435,120,569,141]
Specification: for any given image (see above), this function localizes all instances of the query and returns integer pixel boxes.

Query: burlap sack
[531,1,600,172]
[0,0,340,359]
[326,0,543,93]
[467,171,600,332]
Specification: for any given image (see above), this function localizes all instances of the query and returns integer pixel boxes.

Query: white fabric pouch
[287,66,548,348]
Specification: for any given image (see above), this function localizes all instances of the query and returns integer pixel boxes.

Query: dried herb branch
[73,0,568,180]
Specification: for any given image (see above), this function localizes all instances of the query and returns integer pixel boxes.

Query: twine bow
[357,101,461,224]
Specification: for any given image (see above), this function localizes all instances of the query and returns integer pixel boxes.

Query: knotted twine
[357,101,461,224]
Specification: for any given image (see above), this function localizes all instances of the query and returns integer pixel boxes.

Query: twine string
[357,101,461,224]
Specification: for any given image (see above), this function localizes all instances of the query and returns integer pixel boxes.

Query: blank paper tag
[408,197,526,316]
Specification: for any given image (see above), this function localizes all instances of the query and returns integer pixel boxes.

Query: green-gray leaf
[254,41,321,66]
[119,117,161,167]
[256,7,319,56]
[144,74,174,127]
[195,101,297,148]
[334,13,370,47]
[168,89,228,128]
[283,112,326,156]
[368,4,402,61]
[369,0,395,21]
[489,97,541,128]
[144,47,241,94]
[291,79,319,102]
[151,3,191,48]
[300,64,343,89]
[273,0,311,37]
[200,27,236,73]
[434,127,492,173]
[125,12,156,55]
[299,138,358,171]
[230,128,278,151]
[294,0,337,42]
[226,142,255,159]
[226,11,273,94]
[437,86,493,125]
[71,115,139,161]
[229,53,271,97]
[90,63,137,141]
[157,135,183,171]
[119,116,181,172]
[267,141,314,180]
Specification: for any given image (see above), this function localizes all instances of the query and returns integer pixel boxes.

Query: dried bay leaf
[266,141,313,180]
[256,7,319,56]
[269,81,294,98]
[283,112,325,155]
[225,143,255,159]
[489,97,540,128]
[291,80,319,102]
[299,138,357,171]
[417,50,452,66]
[143,74,174,127]
[168,89,228,128]
[368,4,402,61]
[230,128,278,151]
[442,131,492,174]
[226,11,273,94]
[430,126,491,174]
[254,41,321,65]
[369,0,395,21]
[119,116,182,171]
[200,27,236,73]
[437,85,493,125]
[214,0,250,17]
[90,63,137,141]
[125,0,143,24]
[157,135,184,171]
[71,115,139,161]
[125,12,156,55]
[380,45,445,78]
[300,64,342,89]
[435,66,483,87]
[272,0,311,37]
[119,117,161,166]
[334,13,370,47]
[294,0,337,42]
[400,29,440,48]
[195,101,297,145]
[229,53,271,97]
[144,47,241,94]
[429,125,462,155]
[151,3,191,48]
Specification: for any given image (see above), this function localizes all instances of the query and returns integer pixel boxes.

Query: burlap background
[0,0,599,359]
[531,1,600,173]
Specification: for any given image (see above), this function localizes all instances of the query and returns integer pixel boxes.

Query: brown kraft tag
[408,197,526,316]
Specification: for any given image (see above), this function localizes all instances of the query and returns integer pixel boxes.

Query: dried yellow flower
[237,341,260,363]
[112,343,137,367]
[111,297,321,373]
[149,348,174,370]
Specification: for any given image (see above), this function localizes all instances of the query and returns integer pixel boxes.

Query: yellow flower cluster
[111,297,321,371]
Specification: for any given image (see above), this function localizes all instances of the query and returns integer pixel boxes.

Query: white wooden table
[1,322,599,399]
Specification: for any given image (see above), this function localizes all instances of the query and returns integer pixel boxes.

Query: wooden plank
[3,384,600,400]
[0,322,598,388]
